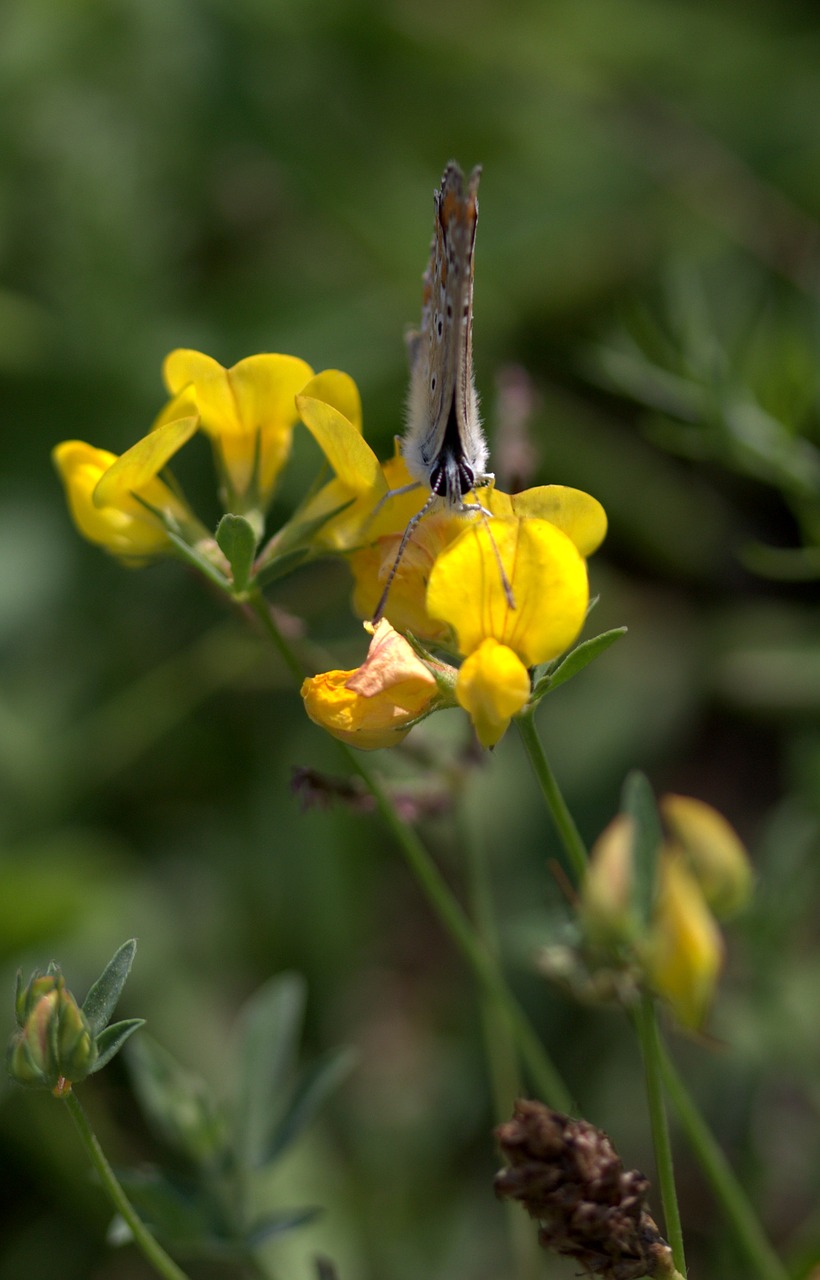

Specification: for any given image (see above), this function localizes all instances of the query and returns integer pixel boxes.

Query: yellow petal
[297,369,362,434]
[163,349,241,434]
[296,385,384,497]
[660,795,753,918]
[427,517,588,666]
[646,853,724,1029]
[507,486,608,557]
[455,639,531,748]
[92,413,199,507]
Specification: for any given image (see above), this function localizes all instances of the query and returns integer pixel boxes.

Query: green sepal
[234,971,307,1171]
[82,939,137,1037]
[531,627,627,702]
[260,1045,356,1167]
[91,1018,145,1073]
[254,545,314,589]
[216,514,258,592]
[621,771,663,929]
[160,529,231,590]
[254,496,355,587]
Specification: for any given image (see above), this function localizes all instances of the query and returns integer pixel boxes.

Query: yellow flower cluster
[54,351,607,750]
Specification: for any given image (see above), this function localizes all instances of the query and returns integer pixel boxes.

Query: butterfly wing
[404,163,486,497]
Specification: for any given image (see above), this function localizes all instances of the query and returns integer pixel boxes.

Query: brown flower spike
[494,1100,677,1280]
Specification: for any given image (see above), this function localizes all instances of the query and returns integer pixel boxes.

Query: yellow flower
[646,852,724,1029]
[53,406,200,561]
[163,349,314,509]
[425,517,590,746]
[301,619,440,750]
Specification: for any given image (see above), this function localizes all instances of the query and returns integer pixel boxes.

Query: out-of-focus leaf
[127,1036,227,1169]
[233,971,307,1170]
[261,1045,356,1167]
[245,1206,322,1245]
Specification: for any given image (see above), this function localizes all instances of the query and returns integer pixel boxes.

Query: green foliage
[115,974,352,1265]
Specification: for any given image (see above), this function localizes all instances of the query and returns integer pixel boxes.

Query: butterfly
[373,161,512,622]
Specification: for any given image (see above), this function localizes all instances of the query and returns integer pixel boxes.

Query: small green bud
[8,972,98,1093]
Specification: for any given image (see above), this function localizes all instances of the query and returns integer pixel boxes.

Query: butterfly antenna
[372,493,437,624]
[480,511,516,610]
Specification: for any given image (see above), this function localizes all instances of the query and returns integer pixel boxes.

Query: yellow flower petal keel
[455,639,531,748]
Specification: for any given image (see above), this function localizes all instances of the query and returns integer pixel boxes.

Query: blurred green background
[2,0,820,1277]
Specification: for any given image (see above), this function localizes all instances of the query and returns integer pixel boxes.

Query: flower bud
[660,794,753,918]
[8,972,98,1092]
[580,814,637,947]
[645,853,724,1029]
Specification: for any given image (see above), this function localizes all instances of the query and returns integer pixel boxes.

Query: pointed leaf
[216,514,258,591]
[246,1206,322,1245]
[234,972,307,1170]
[82,940,137,1036]
[622,771,663,928]
[532,627,627,700]
[90,1019,145,1072]
[262,1046,356,1166]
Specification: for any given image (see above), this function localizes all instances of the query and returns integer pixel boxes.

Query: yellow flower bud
[660,795,753,918]
[580,814,637,946]
[645,853,724,1029]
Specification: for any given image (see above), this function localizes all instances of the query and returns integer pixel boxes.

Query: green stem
[634,996,687,1276]
[246,592,573,1111]
[245,591,307,684]
[515,710,588,883]
[347,751,573,1113]
[461,788,540,1280]
[658,1046,789,1280]
[63,1090,190,1280]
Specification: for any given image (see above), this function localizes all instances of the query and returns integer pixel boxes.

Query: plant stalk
[64,1090,190,1280]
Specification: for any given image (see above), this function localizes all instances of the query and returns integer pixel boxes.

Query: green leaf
[82,939,137,1036]
[621,771,663,928]
[126,1035,227,1168]
[246,1206,322,1245]
[234,971,307,1171]
[111,1169,222,1251]
[261,1045,357,1167]
[531,627,627,701]
[90,1018,145,1072]
[216,514,258,592]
